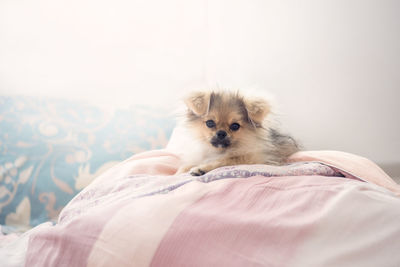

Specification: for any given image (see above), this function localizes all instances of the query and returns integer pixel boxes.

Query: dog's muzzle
[211,130,230,148]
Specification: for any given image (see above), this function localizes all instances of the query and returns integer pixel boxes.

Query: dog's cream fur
[176,90,299,176]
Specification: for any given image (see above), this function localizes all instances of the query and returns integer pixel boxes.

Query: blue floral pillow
[0,96,175,231]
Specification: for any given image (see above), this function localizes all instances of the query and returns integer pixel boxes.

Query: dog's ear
[244,98,271,125]
[184,91,211,116]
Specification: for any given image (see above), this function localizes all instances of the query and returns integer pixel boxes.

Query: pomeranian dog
[175,90,300,176]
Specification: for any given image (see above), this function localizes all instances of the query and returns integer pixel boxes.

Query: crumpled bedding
[1,150,400,267]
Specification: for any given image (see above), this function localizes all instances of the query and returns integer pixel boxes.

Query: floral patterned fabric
[0,96,175,231]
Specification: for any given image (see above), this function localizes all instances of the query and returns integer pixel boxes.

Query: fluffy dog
[176,90,300,176]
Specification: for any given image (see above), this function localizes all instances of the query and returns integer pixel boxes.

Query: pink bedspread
[1,150,400,267]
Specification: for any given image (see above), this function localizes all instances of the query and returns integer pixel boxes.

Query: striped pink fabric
[151,175,345,267]
[26,200,123,266]
[1,150,399,267]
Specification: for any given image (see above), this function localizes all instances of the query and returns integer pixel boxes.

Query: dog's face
[184,91,271,151]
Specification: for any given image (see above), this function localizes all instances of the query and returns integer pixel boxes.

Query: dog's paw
[189,166,207,176]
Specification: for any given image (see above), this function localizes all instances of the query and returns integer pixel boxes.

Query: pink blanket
[1,150,400,267]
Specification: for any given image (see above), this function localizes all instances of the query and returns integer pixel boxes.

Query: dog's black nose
[216,130,227,140]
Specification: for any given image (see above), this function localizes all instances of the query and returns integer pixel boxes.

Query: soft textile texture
[289,150,400,196]
[1,150,400,267]
[0,96,175,230]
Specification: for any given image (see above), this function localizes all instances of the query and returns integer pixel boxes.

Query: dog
[175,90,300,176]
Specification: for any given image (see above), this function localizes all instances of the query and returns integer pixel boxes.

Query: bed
[1,96,400,267]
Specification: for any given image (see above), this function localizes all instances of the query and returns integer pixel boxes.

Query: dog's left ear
[244,98,271,126]
[184,91,211,116]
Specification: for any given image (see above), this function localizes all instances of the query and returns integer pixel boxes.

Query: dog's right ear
[184,91,211,116]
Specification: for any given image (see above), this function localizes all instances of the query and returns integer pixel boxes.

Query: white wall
[205,0,400,165]
[0,0,208,106]
[1,0,399,167]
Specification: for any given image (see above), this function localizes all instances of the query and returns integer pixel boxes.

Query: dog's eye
[230,123,240,131]
[205,120,216,128]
